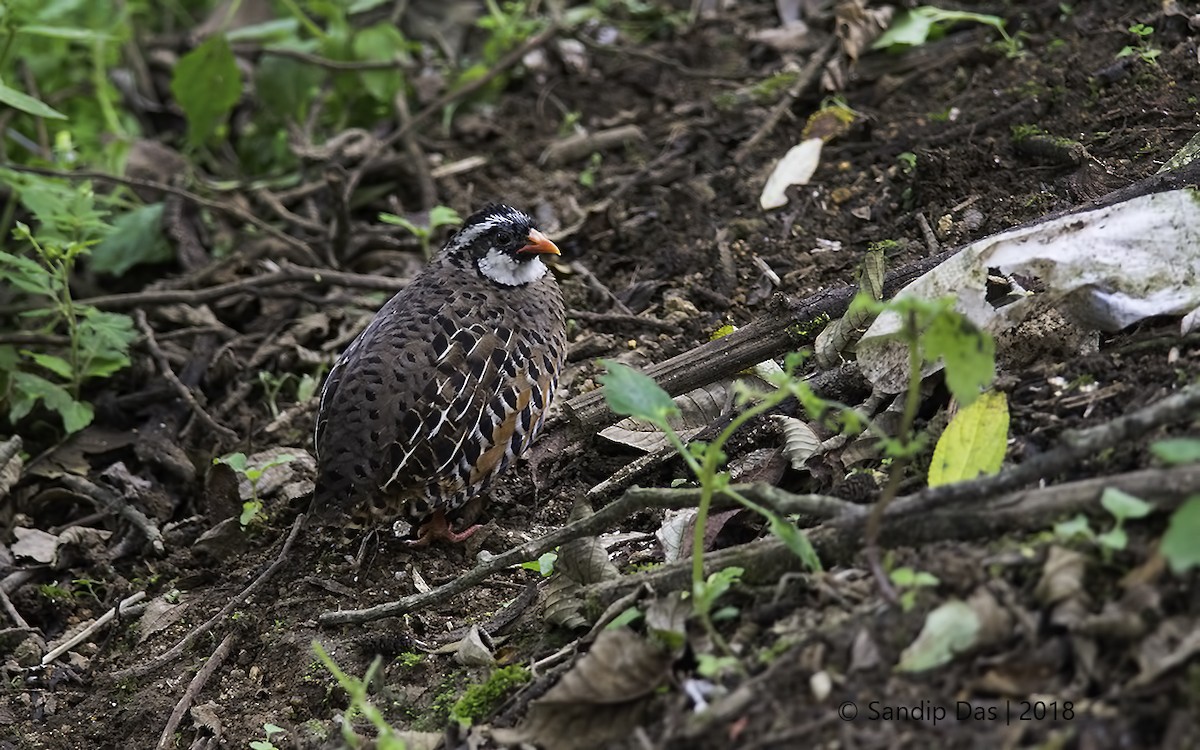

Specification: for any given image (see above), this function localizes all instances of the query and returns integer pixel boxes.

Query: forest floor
[4,0,1200,748]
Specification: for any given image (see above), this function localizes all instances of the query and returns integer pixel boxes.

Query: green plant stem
[278,0,326,41]
[864,309,924,604]
[0,28,16,72]
[90,39,125,140]
[55,257,83,397]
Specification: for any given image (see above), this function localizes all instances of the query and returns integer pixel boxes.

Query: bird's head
[444,204,560,287]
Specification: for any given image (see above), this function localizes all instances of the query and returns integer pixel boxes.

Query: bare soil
[5,1,1200,749]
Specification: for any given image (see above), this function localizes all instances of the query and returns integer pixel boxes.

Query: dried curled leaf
[599,381,734,452]
[771,415,821,470]
[493,629,672,749]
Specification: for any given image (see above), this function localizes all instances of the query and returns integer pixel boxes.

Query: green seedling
[1117,23,1161,65]
[1053,487,1152,560]
[312,641,405,749]
[873,6,1021,58]
[889,566,940,612]
[0,173,137,433]
[380,205,464,258]
[519,550,558,576]
[214,452,297,526]
[249,723,286,750]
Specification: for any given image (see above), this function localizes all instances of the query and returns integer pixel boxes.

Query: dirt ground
[4,0,1200,748]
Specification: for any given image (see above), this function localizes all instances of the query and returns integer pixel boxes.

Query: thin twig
[566,309,680,333]
[110,514,304,680]
[318,485,847,626]
[135,310,239,444]
[392,90,437,210]
[58,475,165,554]
[0,263,404,315]
[250,46,413,71]
[734,39,836,164]
[155,632,237,750]
[42,592,146,665]
[0,587,30,629]
[2,165,312,256]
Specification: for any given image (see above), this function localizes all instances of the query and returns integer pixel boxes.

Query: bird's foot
[406,510,482,547]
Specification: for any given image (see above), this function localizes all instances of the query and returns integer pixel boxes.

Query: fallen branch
[583,463,1200,609]
[155,632,237,750]
[42,592,146,665]
[317,485,848,626]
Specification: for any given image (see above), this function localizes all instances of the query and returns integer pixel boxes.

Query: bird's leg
[407,509,482,546]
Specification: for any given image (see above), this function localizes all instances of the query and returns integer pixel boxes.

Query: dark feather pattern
[313,206,565,522]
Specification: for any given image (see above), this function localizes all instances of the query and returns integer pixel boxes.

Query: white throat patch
[477,246,548,286]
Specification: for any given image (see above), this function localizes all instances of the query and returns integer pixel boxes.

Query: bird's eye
[496,229,515,245]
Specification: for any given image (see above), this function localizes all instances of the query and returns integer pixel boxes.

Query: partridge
[313,205,566,544]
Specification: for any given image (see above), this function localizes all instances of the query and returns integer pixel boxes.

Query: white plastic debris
[857,189,1200,393]
[760,138,823,209]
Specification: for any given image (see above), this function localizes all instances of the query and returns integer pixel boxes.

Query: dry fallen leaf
[493,628,673,749]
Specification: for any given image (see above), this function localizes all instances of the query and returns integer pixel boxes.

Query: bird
[312,204,566,545]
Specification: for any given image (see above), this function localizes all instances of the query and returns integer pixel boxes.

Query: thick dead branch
[584,463,1200,610]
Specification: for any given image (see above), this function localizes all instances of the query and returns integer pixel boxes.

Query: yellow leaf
[928,390,1008,487]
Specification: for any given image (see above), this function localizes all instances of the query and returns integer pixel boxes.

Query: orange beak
[518,228,560,256]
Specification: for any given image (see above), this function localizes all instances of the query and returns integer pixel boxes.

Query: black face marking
[447,204,540,262]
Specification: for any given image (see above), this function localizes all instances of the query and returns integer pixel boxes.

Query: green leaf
[728,489,822,571]
[352,23,409,102]
[1053,514,1093,540]
[255,54,323,121]
[873,7,1007,50]
[891,567,939,588]
[297,373,319,402]
[923,310,995,407]
[896,599,980,672]
[91,204,173,276]
[241,499,263,526]
[692,566,742,615]
[18,25,114,42]
[1096,526,1127,551]
[257,453,296,472]
[225,18,302,43]
[606,606,642,629]
[77,309,135,379]
[1100,487,1152,522]
[171,35,243,146]
[928,390,1008,486]
[519,550,557,576]
[428,205,463,230]
[379,212,422,236]
[26,352,74,380]
[1150,438,1200,466]
[0,250,56,295]
[216,452,249,473]
[0,80,67,119]
[598,360,679,423]
[9,371,93,432]
[1161,496,1200,574]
